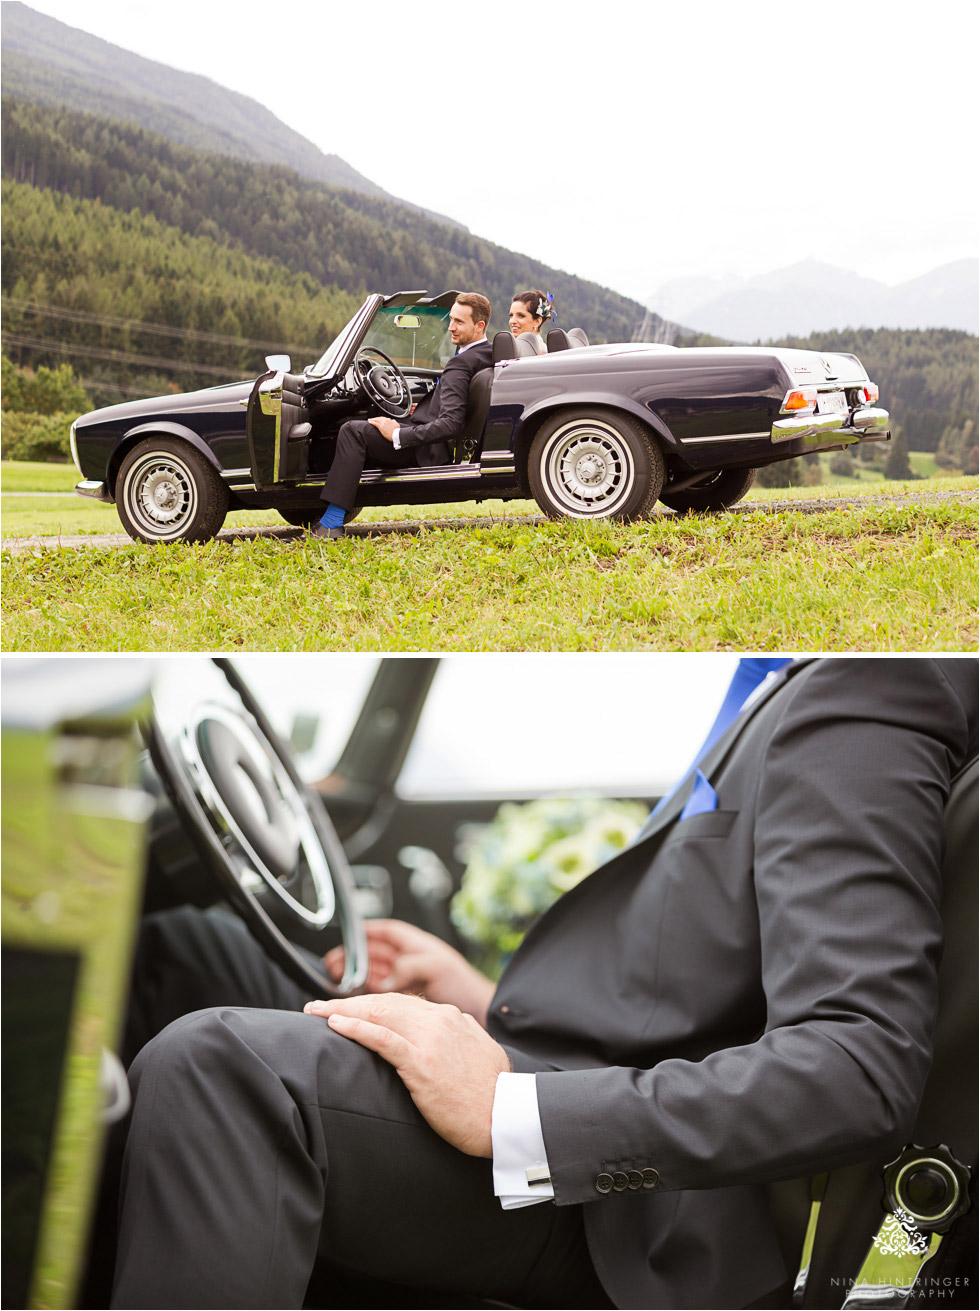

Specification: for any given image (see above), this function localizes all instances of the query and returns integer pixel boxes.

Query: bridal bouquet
[450,795,649,977]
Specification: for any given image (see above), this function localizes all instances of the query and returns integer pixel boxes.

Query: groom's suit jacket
[396,338,492,467]
[488,659,978,1310]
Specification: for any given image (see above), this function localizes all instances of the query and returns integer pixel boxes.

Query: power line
[1,296,318,356]
[79,376,165,397]
[3,332,240,377]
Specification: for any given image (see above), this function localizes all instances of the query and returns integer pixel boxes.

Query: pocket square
[679,769,718,821]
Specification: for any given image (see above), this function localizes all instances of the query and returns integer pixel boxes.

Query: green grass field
[2,460,975,653]
[0,459,968,539]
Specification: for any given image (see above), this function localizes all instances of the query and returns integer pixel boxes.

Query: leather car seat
[452,369,494,464]
[546,329,571,352]
[514,333,544,357]
[565,327,589,348]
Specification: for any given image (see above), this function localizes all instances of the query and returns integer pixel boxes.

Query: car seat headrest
[492,331,518,363]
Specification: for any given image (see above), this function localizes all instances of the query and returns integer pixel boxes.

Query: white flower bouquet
[450,795,649,976]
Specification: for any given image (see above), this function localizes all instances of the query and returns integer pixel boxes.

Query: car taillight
[781,388,817,412]
[862,382,879,405]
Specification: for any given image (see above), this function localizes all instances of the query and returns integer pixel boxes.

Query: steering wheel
[353,346,414,418]
[144,658,368,996]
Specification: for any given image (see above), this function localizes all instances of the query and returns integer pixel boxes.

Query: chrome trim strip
[358,466,482,485]
[682,432,769,444]
[480,450,517,460]
[220,468,252,480]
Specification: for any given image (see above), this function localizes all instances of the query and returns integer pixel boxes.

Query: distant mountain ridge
[648,258,979,341]
[0,1,463,228]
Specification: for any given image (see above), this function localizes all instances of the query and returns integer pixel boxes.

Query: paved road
[2,488,975,555]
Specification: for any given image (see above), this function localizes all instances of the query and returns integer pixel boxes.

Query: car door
[245,292,435,491]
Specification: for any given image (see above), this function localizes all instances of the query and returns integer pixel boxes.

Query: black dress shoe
[308,523,347,540]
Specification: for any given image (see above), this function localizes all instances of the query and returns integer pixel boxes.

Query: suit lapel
[500,660,815,964]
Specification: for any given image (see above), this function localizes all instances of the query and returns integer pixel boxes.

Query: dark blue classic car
[70,290,892,544]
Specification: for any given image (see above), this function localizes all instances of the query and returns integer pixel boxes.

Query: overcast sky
[16,0,980,304]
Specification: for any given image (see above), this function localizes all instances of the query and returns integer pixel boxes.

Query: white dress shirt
[391,336,488,450]
[490,659,798,1209]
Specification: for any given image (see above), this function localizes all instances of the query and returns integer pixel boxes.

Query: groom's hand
[303,992,510,1157]
[368,416,398,441]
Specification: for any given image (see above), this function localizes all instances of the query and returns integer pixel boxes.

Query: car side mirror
[264,354,291,373]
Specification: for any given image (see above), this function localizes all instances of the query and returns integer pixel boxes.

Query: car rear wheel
[659,467,758,513]
[116,437,229,544]
[528,409,664,521]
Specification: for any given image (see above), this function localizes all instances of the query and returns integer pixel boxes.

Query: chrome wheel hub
[574,451,606,486]
[146,471,182,518]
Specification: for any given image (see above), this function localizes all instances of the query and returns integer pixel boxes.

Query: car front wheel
[659,466,757,513]
[528,409,665,521]
[116,437,229,544]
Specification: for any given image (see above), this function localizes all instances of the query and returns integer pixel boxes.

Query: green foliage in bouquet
[451,796,649,977]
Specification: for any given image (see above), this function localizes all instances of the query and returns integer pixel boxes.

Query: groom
[111,658,977,1308]
[312,292,493,538]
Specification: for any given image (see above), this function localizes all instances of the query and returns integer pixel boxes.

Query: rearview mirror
[393,315,422,330]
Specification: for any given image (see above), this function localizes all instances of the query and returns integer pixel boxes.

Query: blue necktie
[641,657,792,831]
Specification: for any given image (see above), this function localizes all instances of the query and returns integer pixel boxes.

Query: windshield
[362,305,454,371]
[307,297,379,380]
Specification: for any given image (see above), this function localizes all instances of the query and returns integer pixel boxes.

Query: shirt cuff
[491,1072,554,1209]
[391,426,401,449]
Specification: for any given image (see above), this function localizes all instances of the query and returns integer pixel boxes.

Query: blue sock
[319,503,345,529]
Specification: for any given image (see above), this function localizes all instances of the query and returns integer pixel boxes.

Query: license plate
[817,390,848,416]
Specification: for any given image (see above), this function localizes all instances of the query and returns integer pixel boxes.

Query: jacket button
[612,1171,630,1192]
[641,1168,660,1189]
[595,1173,614,1194]
[627,1170,644,1191]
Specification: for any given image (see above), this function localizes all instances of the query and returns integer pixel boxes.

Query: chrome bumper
[770,406,891,445]
[75,479,113,503]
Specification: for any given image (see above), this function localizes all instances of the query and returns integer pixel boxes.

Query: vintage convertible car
[69,290,892,544]
[4,658,973,1309]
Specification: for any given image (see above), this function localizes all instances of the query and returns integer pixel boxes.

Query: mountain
[647,258,980,341]
[1,98,656,345]
[0,1,462,228]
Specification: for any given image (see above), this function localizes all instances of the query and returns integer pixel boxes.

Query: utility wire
[3,332,241,378]
[2,296,318,356]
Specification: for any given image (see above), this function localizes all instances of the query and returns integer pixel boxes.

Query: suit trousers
[319,419,416,510]
[110,909,611,1310]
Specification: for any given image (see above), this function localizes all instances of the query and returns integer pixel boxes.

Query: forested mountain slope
[1,180,362,401]
[1,98,654,345]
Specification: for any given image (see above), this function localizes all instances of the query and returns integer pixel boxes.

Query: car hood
[75,380,254,429]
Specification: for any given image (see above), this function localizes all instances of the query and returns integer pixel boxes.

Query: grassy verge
[1,460,969,539]
[2,487,975,652]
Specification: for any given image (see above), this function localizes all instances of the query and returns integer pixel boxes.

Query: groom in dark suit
[311,293,493,539]
[110,659,977,1309]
